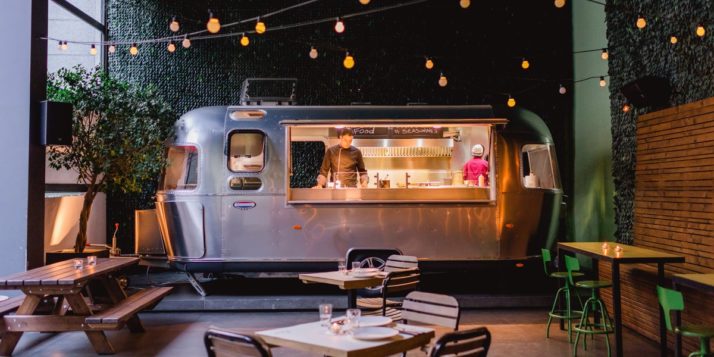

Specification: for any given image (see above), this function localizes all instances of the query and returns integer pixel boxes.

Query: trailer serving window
[162,145,198,190]
[521,144,561,189]
[284,122,500,203]
[229,131,265,172]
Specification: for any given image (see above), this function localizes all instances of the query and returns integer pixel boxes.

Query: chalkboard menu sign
[349,127,443,138]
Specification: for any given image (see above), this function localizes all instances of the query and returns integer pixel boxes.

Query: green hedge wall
[605,0,714,243]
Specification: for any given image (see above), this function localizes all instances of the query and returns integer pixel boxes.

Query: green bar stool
[657,285,714,357]
[564,255,613,357]
[542,249,584,343]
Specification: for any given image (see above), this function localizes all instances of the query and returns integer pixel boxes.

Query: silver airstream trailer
[156,105,563,277]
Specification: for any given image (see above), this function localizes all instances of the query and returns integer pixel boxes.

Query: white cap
[471,144,484,156]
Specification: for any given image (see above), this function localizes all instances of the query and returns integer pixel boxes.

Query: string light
[240,34,250,46]
[129,43,138,56]
[56,40,62,49]
[425,58,434,70]
[169,16,180,32]
[507,95,516,108]
[343,52,355,69]
[670,35,678,44]
[622,102,631,113]
[601,48,609,60]
[696,25,706,37]
[636,16,646,29]
[207,11,221,34]
[255,18,266,34]
[599,76,607,87]
[438,73,448,87]
[554,0,566,8]
[558,84,567,94]
[459,0,471,9]
[89,44,97,56]
[182,36,191,48]
[167,41,176,53]
[108,44,116,54]
[334,18,345,33]
[521,58,530,70]
[309,46,318,59]
[359,0,371,4]
[60,41,68,50]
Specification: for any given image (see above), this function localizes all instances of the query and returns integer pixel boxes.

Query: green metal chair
[542,249,584,343]
[564,255,613,357]
[657,285,714,357]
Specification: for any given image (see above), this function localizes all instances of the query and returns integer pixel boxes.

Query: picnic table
[0,257,172,355]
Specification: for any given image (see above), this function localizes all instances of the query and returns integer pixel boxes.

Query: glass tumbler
[346,308,361,332]
[86,256,97,266]
[73,258,84,271]
[319,303,333,328]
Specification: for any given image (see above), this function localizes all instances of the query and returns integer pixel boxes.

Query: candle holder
[601,242,609,250]
[615,245,623,253]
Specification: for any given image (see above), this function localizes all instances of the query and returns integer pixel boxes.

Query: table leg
[612,261,623,357]
[0,295,42,356]
[673,281,681,357]
[348,290,357,309]
[658,264,667,357]
[65,294,115,354]
[100,276,145,333]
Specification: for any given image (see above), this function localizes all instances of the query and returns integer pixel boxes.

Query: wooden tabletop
[299,271,384,290]
[0,257,138,289]
[557,242,685,264]
[257,320,434,357]
[672,273,714,294]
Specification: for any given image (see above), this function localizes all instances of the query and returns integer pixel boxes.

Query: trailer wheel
[359,257,386,269]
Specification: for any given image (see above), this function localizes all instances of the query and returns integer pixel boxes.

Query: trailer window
[521,144,560,189]
[229,131,265,172]
[162,145,198,190]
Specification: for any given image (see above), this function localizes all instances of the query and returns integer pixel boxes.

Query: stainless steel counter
[288,186,492,203]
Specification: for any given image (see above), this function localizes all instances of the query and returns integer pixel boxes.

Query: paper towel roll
[525,173,539,188]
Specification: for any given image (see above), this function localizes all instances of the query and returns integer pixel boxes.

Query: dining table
[299,271,385,308]
[557,242,685,357]
[671,273,714,357]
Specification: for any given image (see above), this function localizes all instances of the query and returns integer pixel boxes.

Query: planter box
[45,247,110,265]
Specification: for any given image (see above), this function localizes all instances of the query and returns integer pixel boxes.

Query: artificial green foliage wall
[606,0,714,243]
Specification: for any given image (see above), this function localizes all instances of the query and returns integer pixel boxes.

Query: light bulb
[89,44,97,56]
[601,48,609,60]
[130,43,138,56]
[425,58,434,70]
[696,25,706,37]
[309,46,318,59]
[334,18,345,33]
[507,96,516,108]
[167,41,176,53]
[558,84,566,95]
[438,73,448,87]
[623,103,631,113]
[255,19,266,34]
[521,58,530,70]
[169,17,180,32]
[61,41,68,50]
[207,13,221,34]
[599,76,607,87]
[108,44,116,54]
[636,17,646,29]
[459,0,471,9]
[554,0,566,8]
[670,35,678,44]
[343,52,355,69]
[240,34,250,47]
[359,0,370,4]
[182,37,191,48]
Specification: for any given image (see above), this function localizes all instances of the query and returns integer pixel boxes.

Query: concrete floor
[8,308,661,357]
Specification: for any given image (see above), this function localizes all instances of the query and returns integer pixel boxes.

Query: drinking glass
[73,259,84,271]
[346,308,361,332]
[86,256,97,266]
[352,261,361,272]
[319,303,333,328]
[338,259,347,275]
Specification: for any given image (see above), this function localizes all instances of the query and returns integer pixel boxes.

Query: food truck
[156,105,563,278]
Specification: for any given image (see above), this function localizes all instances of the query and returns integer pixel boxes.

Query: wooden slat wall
[601,97,714,353]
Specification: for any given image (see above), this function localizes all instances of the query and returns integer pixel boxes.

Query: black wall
[605,0,714,243]
[105,0,573,250]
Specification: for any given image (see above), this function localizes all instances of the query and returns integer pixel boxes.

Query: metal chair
[429,326,491,357]
[542,248,584,342]
[204,328,272,357]
[657,285,714,357]
[357,267,420,320]
[402,291,460,330]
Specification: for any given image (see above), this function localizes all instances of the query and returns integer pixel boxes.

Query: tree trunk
[75,187,96,253]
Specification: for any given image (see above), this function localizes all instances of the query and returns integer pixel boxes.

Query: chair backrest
[346,247,403,270]
[402,291,460,330]
[204,328,272,357]
[383,268,420,296]
[563,255,580,287]
[429,326,491,357]
[384,255,419,272]
[541,249,552,276]
[657,285,684,332]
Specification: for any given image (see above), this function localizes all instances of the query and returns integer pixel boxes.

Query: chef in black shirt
[314,128,368,188]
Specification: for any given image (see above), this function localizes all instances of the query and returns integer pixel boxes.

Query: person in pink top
[463,144,489,184]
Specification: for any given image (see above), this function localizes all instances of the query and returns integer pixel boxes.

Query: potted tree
[46,66,174,258]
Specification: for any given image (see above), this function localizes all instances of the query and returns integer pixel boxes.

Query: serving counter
[288,186,491,203]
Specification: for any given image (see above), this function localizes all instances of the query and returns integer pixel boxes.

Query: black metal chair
[357,267,420,320]
[204,328,272,357]
[429,326,491,357]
